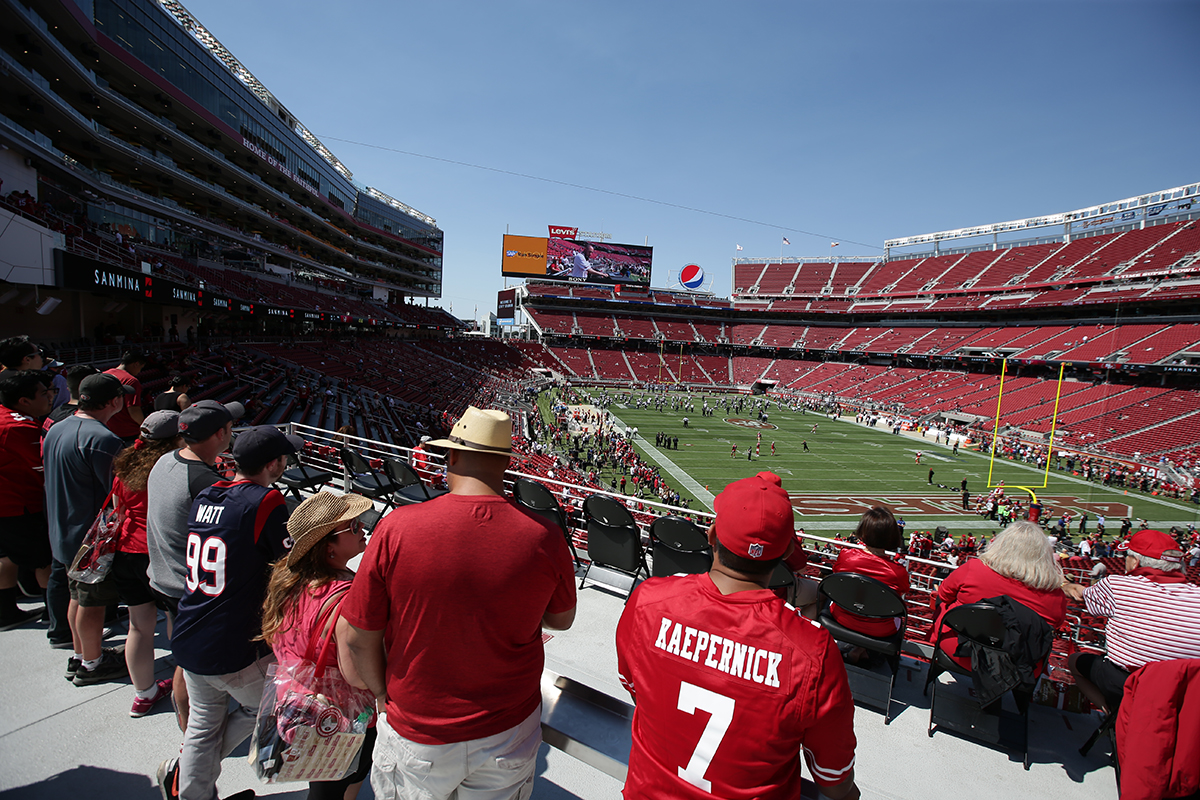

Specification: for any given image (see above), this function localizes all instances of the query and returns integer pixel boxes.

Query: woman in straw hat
[260,491,375,800]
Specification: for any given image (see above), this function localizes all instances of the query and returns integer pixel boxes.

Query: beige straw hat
[285,491,374,568]
[427,406,513,455]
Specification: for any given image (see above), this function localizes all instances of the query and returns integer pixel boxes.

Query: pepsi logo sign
[680,263,705,289]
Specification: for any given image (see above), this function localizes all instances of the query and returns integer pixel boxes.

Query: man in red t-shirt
[342,407,576,799]
[0,370,54,629]
[617,471,859,800]
[104,348,148,440]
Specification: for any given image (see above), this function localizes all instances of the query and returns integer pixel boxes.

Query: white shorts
[371,705,542,800]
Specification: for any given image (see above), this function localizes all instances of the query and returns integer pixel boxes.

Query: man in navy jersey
[617,471,859,800]
[158,426,303,800]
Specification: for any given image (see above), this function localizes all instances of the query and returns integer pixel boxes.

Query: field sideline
[582,391,1200,534]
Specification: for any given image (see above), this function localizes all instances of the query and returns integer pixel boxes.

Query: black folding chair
[767,562,796,596]
[817,572,908,724]
[384,458,447,506]
[924,602,1041,770]
[338,448,393,508]
[275,451,335,501]
[512,478,579,567]
[648,516,711,578]
[579,494,647,596]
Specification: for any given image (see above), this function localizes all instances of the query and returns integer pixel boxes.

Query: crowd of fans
[4,329,1200,799]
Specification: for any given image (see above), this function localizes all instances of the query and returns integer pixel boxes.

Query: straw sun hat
[427,406,513,455]
[285,491,374,568]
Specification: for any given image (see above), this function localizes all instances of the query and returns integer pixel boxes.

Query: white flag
[735,244,743,251]
[782,237,791,245]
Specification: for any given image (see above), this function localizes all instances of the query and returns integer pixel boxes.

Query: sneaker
[0,607,39,632]
[48,635,74,649]
[156,757,179,800]
[65,656,82,681]
[130,677,173,717]
[72,649,128,686]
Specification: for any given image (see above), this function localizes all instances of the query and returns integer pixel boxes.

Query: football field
[585,391,1200,534]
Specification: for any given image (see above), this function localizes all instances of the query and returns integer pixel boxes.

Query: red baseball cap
[713,471,794,561]
[1126,530,1183,563]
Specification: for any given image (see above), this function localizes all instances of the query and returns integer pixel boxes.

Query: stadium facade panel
[0,0,444,330]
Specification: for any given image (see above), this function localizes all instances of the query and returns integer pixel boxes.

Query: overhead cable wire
[316,135,884,251]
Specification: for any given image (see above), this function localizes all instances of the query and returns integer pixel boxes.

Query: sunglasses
[328,519,364,537]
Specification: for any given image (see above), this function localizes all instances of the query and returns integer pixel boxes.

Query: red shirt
[104,367,142,438]
[830,548,910,638]
[341,493,576,744]
[112,475,149,554]
[0,408,45,516]
[616,573,857,798]
[933,558,1067,669]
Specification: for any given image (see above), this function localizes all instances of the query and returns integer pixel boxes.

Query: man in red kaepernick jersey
[617,471,859,800]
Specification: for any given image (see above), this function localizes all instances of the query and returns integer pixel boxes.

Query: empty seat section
[614,314,657,340]
[730,357,774,385]
[1121,323,1200,364]
[756,263,797,295]
[589,350,634,381]
[575,312,616,337]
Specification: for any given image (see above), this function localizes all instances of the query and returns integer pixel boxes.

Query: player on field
[771,441,776,456]
[810,423,818,434]
[617,472,859,799]
[731,443,737,458]
[802,440,809,452]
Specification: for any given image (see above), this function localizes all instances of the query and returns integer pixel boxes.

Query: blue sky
[183,0,1199,322]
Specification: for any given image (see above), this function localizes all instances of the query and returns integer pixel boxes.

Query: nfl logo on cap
[680,263,705,290]
[748,543,763,558]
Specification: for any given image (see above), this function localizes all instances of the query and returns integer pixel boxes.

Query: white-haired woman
[931,520,1067,669]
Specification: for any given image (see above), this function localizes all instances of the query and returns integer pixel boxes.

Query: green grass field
[568,390,1200,535]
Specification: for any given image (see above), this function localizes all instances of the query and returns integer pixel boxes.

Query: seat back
[583,495,641,575]
[583,494,636,528]
[649,516,711,577]
[513,479,566,531]
[384,458,423,493]
[819,572,908,620]
[942,602,1006,648]
[768,562,795,592]
[339,447,373,475]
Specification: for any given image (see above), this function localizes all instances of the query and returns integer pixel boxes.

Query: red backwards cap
[713,471,794,561]
[1126,530,1183,563]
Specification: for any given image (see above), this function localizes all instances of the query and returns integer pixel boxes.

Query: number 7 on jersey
[676,681,735,792]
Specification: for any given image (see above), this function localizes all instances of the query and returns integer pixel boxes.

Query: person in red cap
[1063,529,1200,713]
[616,471,859,800]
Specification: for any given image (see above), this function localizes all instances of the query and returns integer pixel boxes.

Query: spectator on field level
[0,335,44,380]
[44,365,100,431]
[261,491,375,800]
[157,426,301,800]
[146,399,243,732]
[931,520,1067,671]
[154,373,193,412]
[342,407,576,800]
[42,374,132,667]
[0,371,55,629]
[829,506,911,664]
[617,471,860,800]
[94,411,180,716]
[104,348,149,441]
[1063,530,1200,713]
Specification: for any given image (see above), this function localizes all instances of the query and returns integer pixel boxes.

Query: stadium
[1,0,1198,798]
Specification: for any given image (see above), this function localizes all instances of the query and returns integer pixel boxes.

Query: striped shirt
[1083,574,1200,670]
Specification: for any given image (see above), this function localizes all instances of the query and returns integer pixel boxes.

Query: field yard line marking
[608,411,716,510]
[844,416,1197,519]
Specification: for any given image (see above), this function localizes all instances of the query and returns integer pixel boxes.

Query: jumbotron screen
[501,234,653,285]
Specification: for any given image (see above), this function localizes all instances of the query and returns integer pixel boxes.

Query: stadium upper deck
[0,0,447,340]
